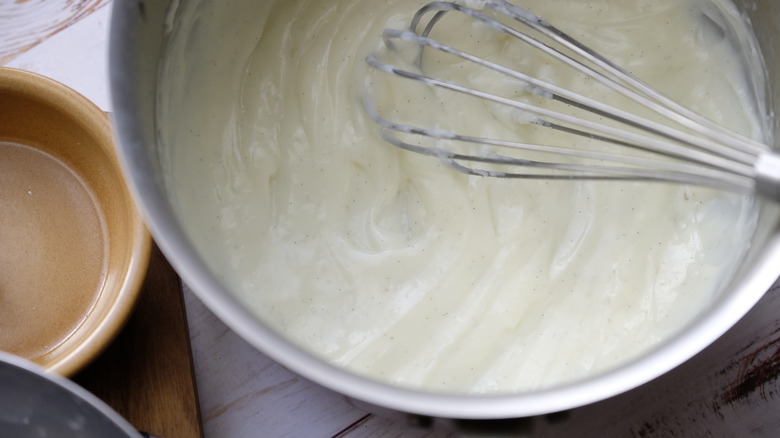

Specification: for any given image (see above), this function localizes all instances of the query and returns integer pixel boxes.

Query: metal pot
[109,0,780,421]
[0,352,142,438]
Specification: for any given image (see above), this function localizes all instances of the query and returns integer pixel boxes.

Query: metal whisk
[363,0,780,201]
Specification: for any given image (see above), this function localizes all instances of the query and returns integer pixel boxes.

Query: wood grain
[74,244,203,438]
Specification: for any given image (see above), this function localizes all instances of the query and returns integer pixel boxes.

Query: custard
[159,0,766,392]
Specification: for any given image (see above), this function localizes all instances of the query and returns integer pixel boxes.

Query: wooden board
[74,244,203,438]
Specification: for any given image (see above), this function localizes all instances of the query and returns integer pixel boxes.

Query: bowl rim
[0,66,152,376]
[108,0,780,419]
[0,351,143,437]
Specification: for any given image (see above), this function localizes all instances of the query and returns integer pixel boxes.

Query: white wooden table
[5,2,780,437]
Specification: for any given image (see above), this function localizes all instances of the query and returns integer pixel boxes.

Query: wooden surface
[74,245,203,438]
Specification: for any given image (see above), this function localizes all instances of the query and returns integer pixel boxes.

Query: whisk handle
[755,153,780,202]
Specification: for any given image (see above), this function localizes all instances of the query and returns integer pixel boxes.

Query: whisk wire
[364,0,779,198]
[370,28,756,177]
[410,2,765,161]
[437,0,767,155]
[370,109,754,189]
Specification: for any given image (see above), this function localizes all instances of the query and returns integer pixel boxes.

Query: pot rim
[0,351,143,437]
[108,0,780,419]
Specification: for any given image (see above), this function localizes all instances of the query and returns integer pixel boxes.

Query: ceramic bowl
[0,67,151,376]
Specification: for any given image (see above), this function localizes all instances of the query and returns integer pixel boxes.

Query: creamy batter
[159,0,767,393]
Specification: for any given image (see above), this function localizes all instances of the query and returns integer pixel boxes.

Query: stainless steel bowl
[109,0,780,420]
[0,352,141,438]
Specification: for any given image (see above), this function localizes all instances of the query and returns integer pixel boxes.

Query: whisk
[363,0,780,201]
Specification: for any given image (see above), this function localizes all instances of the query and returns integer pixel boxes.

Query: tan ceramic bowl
[0,67,151,376]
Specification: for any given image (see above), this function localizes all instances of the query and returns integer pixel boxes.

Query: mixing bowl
[0,67,151,376]
[0,352,142,438]
[109,0,780,421]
